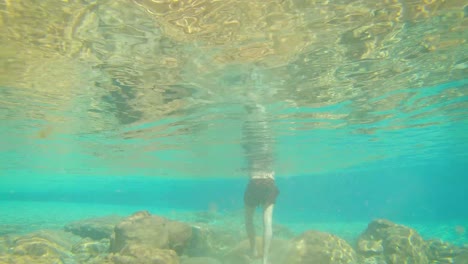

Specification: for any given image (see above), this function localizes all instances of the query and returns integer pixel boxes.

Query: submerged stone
[110,211,192,256]
[357,219,428,264]
[72,238,110,261]
[7,230,78,263]
[425,239,464,263]
[285,230,358,264]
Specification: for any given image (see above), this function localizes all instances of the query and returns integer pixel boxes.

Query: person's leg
[262,203,274,264]
[245,205,257,257]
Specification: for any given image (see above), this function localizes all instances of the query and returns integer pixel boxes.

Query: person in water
[242,100,279,264]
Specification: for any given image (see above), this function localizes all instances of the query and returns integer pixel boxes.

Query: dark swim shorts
[244,178,279,207]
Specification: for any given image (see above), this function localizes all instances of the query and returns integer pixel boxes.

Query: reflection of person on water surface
[242,95,279,264]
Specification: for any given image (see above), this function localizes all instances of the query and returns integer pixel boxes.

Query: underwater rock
[425,239,465,263]
[72,238,110,262]
[110,211,192,255]
[222,237,293,264]
[284,230,357,264]
[109,244,179,264]
[65,215,123,240]
[358,238,384,255]
[7,230,78,263]
[357,219,429,264]
[180,256,221,264]
[13,229,80,251]
[167,218,194,255]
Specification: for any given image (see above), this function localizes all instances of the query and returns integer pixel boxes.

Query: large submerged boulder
[72,237,110,262]
[89,210,191,264]
[0,230,79,264]
[110,211,192,257]
[425,239,468,264]
[284,230,358,264]
[357,219,428,264]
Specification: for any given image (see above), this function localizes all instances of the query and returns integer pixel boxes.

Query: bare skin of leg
[262,203,274,264]
[245,205,258,257]
[245,204,274,264]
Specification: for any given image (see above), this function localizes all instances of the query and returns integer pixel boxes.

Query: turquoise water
[2,149,467,244]
[1,1,468,263]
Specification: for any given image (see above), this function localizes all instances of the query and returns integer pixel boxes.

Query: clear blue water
[2,106,467,245]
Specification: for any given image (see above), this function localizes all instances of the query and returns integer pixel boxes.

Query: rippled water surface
[1,0,467,178]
